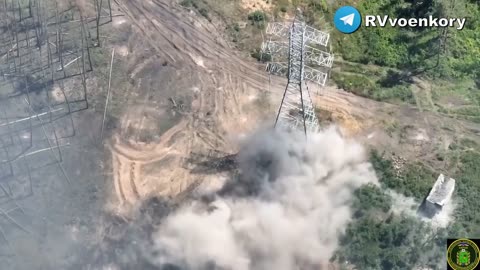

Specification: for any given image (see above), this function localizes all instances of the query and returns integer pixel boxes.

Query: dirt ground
[107,0,279,207]
[313,83,480,171]
[240,0,273,11]
[2,0,480,269]
[105,0,480,207]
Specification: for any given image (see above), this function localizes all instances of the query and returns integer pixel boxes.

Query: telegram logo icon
[334,6,362,34]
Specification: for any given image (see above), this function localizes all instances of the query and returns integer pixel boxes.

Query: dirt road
[109,0,284,205]
[3,0,479,268]
[108,0,480,206]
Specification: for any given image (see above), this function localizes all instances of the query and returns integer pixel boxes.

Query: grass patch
[370,151,436,201]
[250,49,271,62]
[336,177,440,269]
[337,149,480,269]
[180,0,198,8]
[332,71,414,103]
[442,139,480,236]
[453,150,480,236]
[331,71,377,98]
[352,184,391,218]
[374,85,414,103]
[369,146,480,237]
[338,214,431,269]
[334,61,386,78]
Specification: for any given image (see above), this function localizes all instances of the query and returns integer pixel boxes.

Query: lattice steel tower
[262,14,334,134]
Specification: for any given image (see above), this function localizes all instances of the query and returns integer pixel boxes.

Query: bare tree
[79,13,89,108]
[55,1,66,78]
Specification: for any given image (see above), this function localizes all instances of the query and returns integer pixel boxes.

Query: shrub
[369,151,436,201]
[180,0,195,7]
[340,215,428,269]
[251,49,271,62]
[373,85,414,103]
[248,10,267,22]
[353,184,392,218]
[233,23,240,32]
[198,8,209,20]
[332,72,377,97]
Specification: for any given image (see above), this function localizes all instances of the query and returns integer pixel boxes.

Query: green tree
[353,184,392,217]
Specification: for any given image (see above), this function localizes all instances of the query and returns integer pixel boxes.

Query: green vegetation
[238,0,480,268]
[248,10,267,22]
[454,151,480,235]
[332,72,376,97]
[338,146,480,269]
[370,151,437,200]
[332,72,414,103]
[248,10,268,28]
[338,214,432,270]
[250,49,272,62]
[444,139,480,236]
[334,154,429,269]
[180,0,197,8]
[333,0,480,79]
[198,8,210,20]
[332,0,478,103]
[335,172,439,269]
[196,0,479,105]
[264,0,480,104]
[180,0,211,21]
[178,1,480,268]
[352,184,391,218]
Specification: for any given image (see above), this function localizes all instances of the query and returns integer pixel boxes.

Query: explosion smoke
[150,127,378,270]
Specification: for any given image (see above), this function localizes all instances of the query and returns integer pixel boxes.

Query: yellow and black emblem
[447,238,480,270]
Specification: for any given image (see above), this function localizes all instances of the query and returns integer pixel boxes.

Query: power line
[262,13,334,135]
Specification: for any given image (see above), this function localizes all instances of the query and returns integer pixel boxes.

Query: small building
[424,174,455,217]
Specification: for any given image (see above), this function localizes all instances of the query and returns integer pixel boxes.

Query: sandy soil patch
[241,0,273,11]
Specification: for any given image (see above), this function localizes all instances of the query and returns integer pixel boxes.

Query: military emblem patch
[448,239,480,270]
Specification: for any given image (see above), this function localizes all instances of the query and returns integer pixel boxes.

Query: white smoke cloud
[150,126,378,270]
[389,190,455,229]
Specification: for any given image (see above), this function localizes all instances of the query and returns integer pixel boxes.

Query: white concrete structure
[425,174,455,216]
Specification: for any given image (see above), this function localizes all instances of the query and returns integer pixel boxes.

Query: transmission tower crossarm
[262,14,333,135]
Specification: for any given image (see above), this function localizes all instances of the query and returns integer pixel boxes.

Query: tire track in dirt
[109,0,480,207]
[116,0,268,88]
[109,0,271,205]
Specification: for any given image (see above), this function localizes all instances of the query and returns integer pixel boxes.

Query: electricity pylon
[261,15,334,135]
